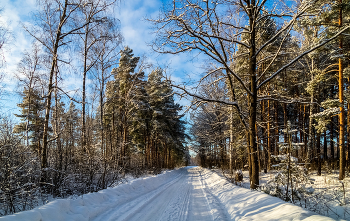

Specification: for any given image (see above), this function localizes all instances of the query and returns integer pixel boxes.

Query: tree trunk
[262,100,268,173]
[100,70,105,158]
[347,97,350,169]
[81,24,90,152]
[317,132,321,175]
[230,106,234,175]
[308,95,315,165]
[267,95,271,171]
[338,0,345,180]
[324,130,328,161]
[303,105,308,161]
[247,131,252,178]
[256,123,260,172]
[274,100,279,156]
[331,117,335,163]
[283,103,288,144]
[54,70,62,194]
[42,0,68,178]
[248,1,259,188]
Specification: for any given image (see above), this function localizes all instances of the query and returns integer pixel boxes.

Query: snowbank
[0,169,182,221]
[200,168,337,221]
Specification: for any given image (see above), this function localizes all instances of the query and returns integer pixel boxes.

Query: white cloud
[1,0,37,83]
[117,0,204,76]
[114,0,212,114]
[1,0,209,116]
[0,0,37,113]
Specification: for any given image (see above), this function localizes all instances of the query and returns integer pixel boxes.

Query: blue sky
[0,0,204,118]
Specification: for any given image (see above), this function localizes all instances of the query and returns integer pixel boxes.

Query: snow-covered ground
[218,169,350,220]
[0,166,336,221]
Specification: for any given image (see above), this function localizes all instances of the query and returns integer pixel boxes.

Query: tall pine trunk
[274,101,279,156]
[317,132,321,176]
[267,95,271,171]
[338,0,345,180]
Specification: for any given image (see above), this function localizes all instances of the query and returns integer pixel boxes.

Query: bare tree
[0,8,11,67]
[90,24,121,188]
[23,0,118,183]
[78,0,121,151]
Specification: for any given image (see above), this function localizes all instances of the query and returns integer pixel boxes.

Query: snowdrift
[199,168,336,221]
[0,169,183,221]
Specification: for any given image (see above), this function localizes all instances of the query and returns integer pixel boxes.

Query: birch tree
[24,0,119,184]
[78,0,121,150]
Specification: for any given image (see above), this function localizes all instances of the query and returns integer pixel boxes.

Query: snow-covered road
[1,167,336,221]
[92,167,218,221]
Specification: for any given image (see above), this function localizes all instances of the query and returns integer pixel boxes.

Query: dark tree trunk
[262,100,268,173]
[283,103,288,143]
[324,130,328,161]
[303,105,308,161]
[317,132,321,175]
[267,97,271,171]
[247,0,259,189]
[331,116,335,161]
[274,100,279,156]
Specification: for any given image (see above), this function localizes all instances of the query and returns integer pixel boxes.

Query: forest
[0,0,188,216]
[1,0,350,219]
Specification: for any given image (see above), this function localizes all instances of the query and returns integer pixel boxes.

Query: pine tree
[299,0,350,178]
[147,68,187,169]
[14,88,45,155]
[106,46,141,164]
